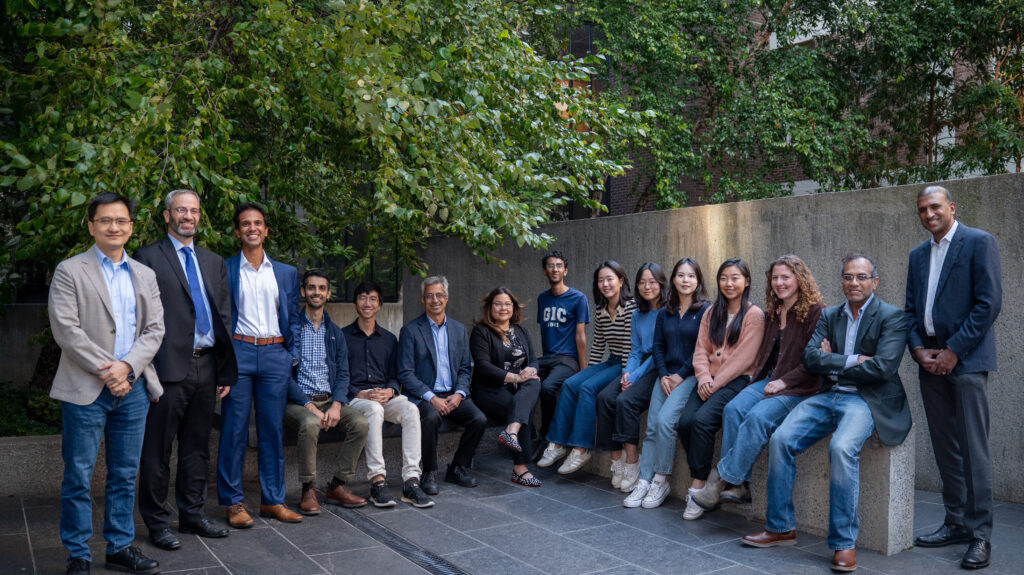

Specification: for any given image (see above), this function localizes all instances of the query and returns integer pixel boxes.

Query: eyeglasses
[841,274,875,283]
[423,293,447,301]
[492,301,514,308]
[172,207,201,216]
[637,280,660,287]
[91,218,133,227]
[356,295,380,304]
[544,263,565,270]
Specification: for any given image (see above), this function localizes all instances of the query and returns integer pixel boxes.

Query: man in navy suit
[398,276,487,495]
[217,202,303,527]
[905,186,1002,570]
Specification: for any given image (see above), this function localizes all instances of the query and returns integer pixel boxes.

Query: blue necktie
[181,246,212,335]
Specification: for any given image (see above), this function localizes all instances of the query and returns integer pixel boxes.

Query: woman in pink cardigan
[676,258,765,520]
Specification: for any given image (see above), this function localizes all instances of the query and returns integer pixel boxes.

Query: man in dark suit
[398,276,487,495]
[135,189,236,550]
[905,186,1002,570]
[742,253,911,573]
[217,202,303,527]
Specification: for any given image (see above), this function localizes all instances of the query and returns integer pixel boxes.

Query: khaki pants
[283,399,367,484]
[349,394,422,482]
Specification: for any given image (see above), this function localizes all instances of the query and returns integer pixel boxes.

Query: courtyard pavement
[3,453,1021,575]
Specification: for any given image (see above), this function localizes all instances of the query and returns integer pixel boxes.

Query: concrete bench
[586,420,915,555]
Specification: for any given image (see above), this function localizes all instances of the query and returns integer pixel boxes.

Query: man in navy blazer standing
[217,202,303,527]
[905,186,1002,570]
[398,276,487,495]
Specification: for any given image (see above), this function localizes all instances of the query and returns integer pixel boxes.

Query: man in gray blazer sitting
[49,193,165,575]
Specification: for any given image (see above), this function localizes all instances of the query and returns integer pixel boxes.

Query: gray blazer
[48,249,165,405]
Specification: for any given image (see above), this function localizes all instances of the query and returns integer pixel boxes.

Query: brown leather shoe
[226,503,254,529]
[831,549,857,572]
[259,504,303,523]
[741,530,797,547]
[299,487,321,515]
[325,483,367,508]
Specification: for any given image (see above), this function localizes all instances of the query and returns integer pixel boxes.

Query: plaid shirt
[297,314,331,397]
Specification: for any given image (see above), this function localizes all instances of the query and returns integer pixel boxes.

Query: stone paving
[3,453,1022,575]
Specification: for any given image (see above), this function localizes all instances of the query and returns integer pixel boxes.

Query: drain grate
[333,507,472,575]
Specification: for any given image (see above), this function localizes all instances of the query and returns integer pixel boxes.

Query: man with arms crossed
[743,254,911,573]
[906,186,1002,570]
[535,250,589,456]
[343,280,434,508]
[217,202,303,526]
[50,193,165,575]
[135,189,235,551]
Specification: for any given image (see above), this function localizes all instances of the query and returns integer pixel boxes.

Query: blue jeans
[638,375,697,480]
[765,390,875,550]
[60,382,150,561]
[546,358,622,449]
[718,378,805,485]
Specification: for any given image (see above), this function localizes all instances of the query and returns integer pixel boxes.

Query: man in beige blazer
[49,193,165,575]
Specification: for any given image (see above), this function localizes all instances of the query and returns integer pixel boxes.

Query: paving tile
[480,492,613,533]
[701,538,853,575]
[443,546,547,575]
[802,543,964,575]
[406,498,519,533]
[156,567,231,575]
[0,532,34,574]
[913,490,943,504]
[565,523,735,575]
[471,522,626,575]
[993,500,1024,529]
[277,508,380,555]
[32,541,106,575]
[593,505,747,548]
[581,565,658,575]
[200,523,323,574]
[131,536,221,573]
[913,501,949,530]
[315,545,428,575]
[429,473,525,501]
[0,497,25,536]
[526,476,629,511]
[365,507,483,556]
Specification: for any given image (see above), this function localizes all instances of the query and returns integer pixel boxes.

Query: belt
[233,334,285,346]
[309,393,332,402]
[192,347,213,358]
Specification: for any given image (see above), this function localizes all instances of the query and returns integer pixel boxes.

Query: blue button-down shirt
[833,293,874,393]
[94,245,137,360]
[297,313,331,397]
[429,315,453,394]
[168,235,215,348]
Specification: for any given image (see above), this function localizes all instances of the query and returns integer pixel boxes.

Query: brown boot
[259,504,303,523]
[325,482,367,508]
[226,503,254,529]
[299,486,321,516]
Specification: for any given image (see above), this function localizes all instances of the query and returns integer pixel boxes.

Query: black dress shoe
[961,539,991,570]
[179,518,229,538]
[421,471,439,495]
[149,528,181,550]
[445,464,478,488]
[105,546,160,574]
[66,557,90,575]
[915,523,971,548]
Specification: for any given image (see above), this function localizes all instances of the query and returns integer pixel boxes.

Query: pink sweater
[693,303,766,390]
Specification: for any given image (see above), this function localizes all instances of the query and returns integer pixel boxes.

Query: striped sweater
[588,298,637,367]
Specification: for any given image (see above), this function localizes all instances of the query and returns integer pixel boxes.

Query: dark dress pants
[473,379,541,466]
[538,355,579,440]
[139,352,217,531]
[594,370,657,451]
[418,393,487,472]
[920,370,993,540]
[676,375,750,480]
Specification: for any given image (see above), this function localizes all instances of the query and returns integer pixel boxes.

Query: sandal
[511,470,541,487]
[498,430,523,453]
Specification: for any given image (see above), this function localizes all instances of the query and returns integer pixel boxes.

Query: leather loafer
[259,503,303,523]
[831,548,857,572]
[226,503,254,529]
[149,528,180,551]
[741,530,797,547]
[299,487,321,515]
[105,546,159,574]
[179,518,229,538]
[421,471,439,495]
[445,464,478,488]
[961,539,991,570]
[325,483,367,508]
[914,523,971,548]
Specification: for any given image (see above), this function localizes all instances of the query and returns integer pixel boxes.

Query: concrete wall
[0,304,48,384]
[403,172,1024,503]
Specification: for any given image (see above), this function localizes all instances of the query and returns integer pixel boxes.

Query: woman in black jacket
[470,287,542,486]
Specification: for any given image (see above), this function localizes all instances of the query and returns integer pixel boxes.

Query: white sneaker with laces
[623,479,650,508]
[557,449,592,474]
[537,444,567,468]
[642,479,671,509]
[683,489,704,520]
[610,458,624,489]
[619,462,641,493]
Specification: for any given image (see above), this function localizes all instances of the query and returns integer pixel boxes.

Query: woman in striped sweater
[538,260,636,475]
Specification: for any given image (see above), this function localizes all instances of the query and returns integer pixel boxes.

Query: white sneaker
[557,449,592,474]
[642,479,671,509]
[623,479,650,508]
[537,444,567,468]
[683,490,704,520]
[610,458,624,489]
[619,462,641,493]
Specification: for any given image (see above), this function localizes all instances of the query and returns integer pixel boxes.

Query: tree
[0,0,645,294]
